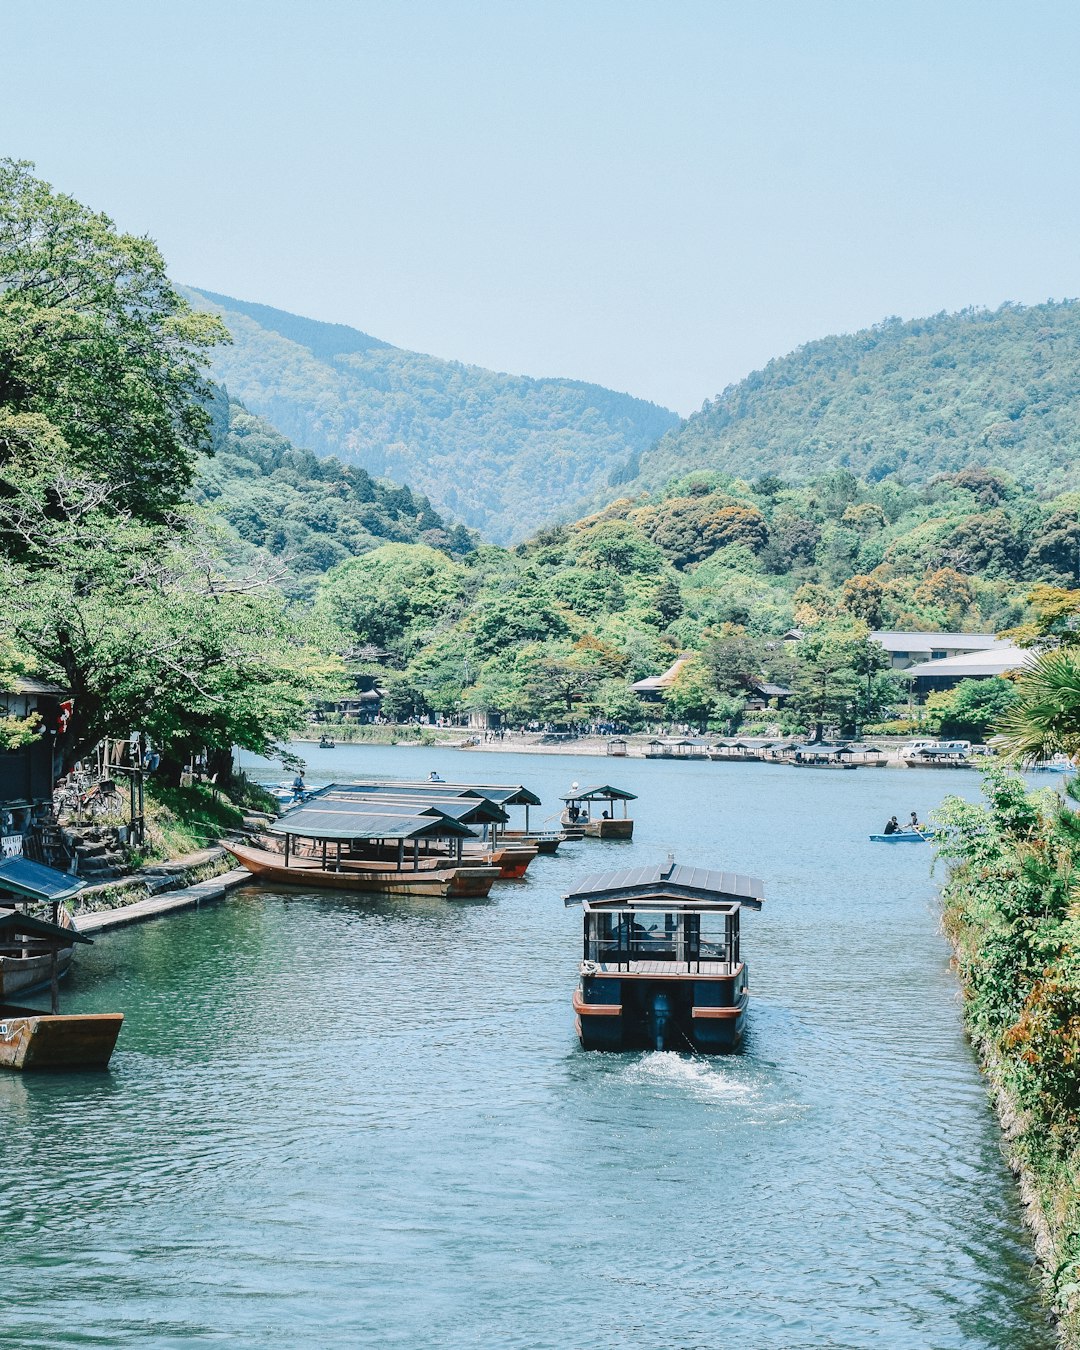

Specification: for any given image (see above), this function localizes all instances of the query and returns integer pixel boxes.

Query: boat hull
[223,843,496,898]
[501,830,561,855]
[0,944,74,1000]
[0,1006,123,1071]
[902,757,973,769]
[870,833,928,843]
[574,966,747,1053]
[583,818,633,839]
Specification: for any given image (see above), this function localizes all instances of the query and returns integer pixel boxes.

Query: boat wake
[624,1051,756,1103]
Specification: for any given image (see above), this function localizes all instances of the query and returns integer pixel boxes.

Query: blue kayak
[870,832,929,843]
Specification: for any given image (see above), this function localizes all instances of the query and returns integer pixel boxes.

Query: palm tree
[997,648,1080,763]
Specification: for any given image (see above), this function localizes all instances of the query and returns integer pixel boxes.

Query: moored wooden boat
[0,1004,123,1070]
[311,782,548,875]
[0,858,89,1001]
[565,859,765,1053]
[224,841,499,898]
[0,902,122,1071]
[560,784,636,840]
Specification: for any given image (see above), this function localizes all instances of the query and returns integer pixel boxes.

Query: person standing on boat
[292,773,306,802]
[883,816,900,835]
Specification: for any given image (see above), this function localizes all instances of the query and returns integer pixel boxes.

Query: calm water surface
[2,746,1055,1348]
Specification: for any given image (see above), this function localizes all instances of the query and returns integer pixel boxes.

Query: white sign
[1,835,24,857]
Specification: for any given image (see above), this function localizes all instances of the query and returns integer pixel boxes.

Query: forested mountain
[618,302,1080,497]
[196,392,472,600]
[184,288,680,544]
[314,463,1079,734]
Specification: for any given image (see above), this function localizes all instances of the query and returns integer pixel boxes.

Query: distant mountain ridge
[619,301,1080,498]
[184,287,680,543]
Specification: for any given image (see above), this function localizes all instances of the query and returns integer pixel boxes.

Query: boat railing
[585,910,738,972]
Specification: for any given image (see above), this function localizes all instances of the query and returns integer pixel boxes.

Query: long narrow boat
[560,784,636,839]
[226,801,502,898]
[223,841,495,897]
[565,860,765,1053]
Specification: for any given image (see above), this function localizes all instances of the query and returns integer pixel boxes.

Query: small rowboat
[869,832,929,843]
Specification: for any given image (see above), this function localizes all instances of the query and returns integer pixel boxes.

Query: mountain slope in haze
[184,288,680,544]
[618,301,1080,497]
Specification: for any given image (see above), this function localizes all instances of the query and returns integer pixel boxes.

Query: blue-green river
[2,746,1057,1348]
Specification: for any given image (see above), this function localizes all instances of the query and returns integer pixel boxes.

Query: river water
[2,746,1056,1348]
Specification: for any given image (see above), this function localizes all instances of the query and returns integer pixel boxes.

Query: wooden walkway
[77,869,251,935]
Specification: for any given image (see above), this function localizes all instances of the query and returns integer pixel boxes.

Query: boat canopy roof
[560,784,637,803]
[318,790,508,825]
[0,857,87,904]
[322,780,542,806]
[564,861,764,909]
[0,906,92,945]
[270,804,476,841]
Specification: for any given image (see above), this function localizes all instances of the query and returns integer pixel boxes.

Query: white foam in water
[625,1052,756,1103]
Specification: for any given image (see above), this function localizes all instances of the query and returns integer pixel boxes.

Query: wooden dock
[77,868,251,935]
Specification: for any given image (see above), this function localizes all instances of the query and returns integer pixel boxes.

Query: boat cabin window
[584,906,739,968]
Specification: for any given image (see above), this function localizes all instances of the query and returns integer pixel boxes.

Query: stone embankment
[69,825,268,933]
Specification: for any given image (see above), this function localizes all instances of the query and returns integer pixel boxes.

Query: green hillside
[184,287,680,544]
[619,301,1080,497]
[195,391,472,600]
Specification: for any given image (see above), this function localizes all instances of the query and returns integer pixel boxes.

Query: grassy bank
[937,767,1080,1342]
[302,723,465,746]
[138,777,277,863]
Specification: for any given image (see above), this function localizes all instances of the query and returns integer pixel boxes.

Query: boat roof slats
[0,907,92,944]
[563,862,764,907]
[0,857,87,904]
[268,807,476,841]
[322,781,542,806]
[296,794,507,825]
[560,785,637,802]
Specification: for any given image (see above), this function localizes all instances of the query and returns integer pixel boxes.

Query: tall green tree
[0,159,227,520]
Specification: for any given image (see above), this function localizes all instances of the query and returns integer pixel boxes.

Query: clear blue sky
[6,0,1080,414]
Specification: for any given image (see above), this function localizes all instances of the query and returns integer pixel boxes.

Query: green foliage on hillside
[622,302,1080,498]
[314,463,1074,733]
[183,288,680,544]
[195,392,473,599]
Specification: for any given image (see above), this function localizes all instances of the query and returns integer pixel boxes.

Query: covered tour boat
[226,803,500,898]
[565,859,765,1053]
[0,857,86,1001]
[318,781,547,871]
[560,784,636,839]
[0,906,123,1071]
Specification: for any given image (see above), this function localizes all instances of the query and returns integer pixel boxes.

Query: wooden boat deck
[592,959,738,976]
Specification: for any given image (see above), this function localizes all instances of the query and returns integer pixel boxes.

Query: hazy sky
[6,1,1080,413]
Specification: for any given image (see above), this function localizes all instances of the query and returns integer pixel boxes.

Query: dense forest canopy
[196,392,473,600]
[311,462,1077,734]
[618,302,1080,499]
[183,288,680,544]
